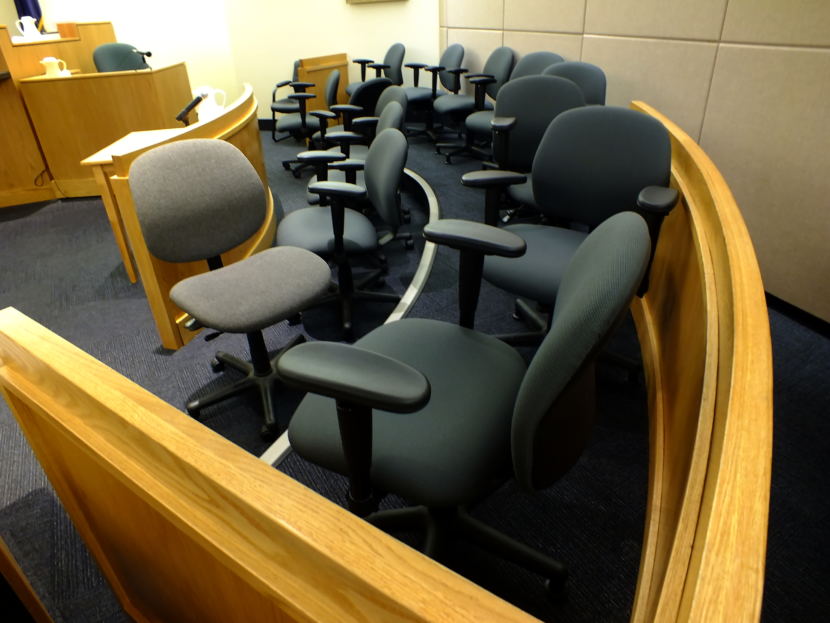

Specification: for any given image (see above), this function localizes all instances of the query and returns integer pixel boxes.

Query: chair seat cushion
[276,113,319,133]
[169,247,330,334]
[404,86,448,104]
[288,318,527,506]
[483,224,587,305]
[465,109,494,136]
[275,206,377,255]
[271,98,300,114]
[433,94,492,116]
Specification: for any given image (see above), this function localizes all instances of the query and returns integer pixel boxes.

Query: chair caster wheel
[544,575,567,601]
[185,400,201,418]
[210,358,225,373]
[282,162,291,171]
[402,213,411,224]
[292,170,302,179]
[287,313,302,326]
[405,238,414,250]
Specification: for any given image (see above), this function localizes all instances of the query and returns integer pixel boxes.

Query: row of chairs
[125,42,677,599]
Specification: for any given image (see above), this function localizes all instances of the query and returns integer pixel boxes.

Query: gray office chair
[463,106,677,342]
[280,69,341,176]
[346,43,405,95]
[279,211,651,593]
[403,43,465,139]
[543,61,607,106]
[129,139,331,438]
[463,75,585,225]
[276,128,408,339]
[464,51,565,156]
[93,43,151,72]
[434,46,516,162]
[271,60,306,141]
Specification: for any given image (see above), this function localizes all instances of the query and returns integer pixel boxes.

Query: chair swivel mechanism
[129,139,331,439]
[278,211,652,595]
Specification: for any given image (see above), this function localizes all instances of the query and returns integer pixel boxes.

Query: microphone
[175,95,204,127]
[133,49,153,66]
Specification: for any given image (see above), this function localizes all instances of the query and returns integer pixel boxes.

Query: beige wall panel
[582,36,716,139]
[700,45,830,321]
[503,30,583,61]
[445,0,504,30]
[584,0,727,41]
[504,0,585,33]
[722,0,830,46]
[447,28,504,92]
[439,0,447,27]
[440,27,448,50]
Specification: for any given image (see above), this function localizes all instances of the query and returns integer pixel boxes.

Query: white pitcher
[194,86,226,122]
[40,57,67,78]
[16,16,41,40]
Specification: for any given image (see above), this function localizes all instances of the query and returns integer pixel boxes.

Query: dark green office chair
[403,43,465,139]
[129,139,331,439]
[346,43,405,95]
[279,211,651,593]
[463,106,677,342]
[93,43,151,72]
[543,61,607,106]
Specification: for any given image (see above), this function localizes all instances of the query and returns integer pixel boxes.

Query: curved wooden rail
[629,101,772,622]
[0,103,773,622]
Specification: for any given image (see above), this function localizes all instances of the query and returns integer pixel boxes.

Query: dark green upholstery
[93,43,150,72]
[543,61,607,106]
[286,211,651,585]
[346,42,405,95]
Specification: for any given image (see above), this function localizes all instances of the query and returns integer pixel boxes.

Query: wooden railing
[0,103,773,622]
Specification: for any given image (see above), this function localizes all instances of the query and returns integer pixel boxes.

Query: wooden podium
[0,22,192,207]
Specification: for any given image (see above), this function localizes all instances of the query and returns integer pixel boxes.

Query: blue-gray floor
[0,130,827,621]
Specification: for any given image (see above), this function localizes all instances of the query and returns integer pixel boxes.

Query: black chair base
[435,136,491,165]
[186,332,305,440]
[367,505,567,591]
[282,159,315,179]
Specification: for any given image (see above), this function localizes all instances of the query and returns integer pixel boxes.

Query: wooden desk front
[20,63,192,197]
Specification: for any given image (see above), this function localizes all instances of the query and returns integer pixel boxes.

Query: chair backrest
[373,84,407,118]
[129,139,266,263]
[383,42,406,85]
[511,211,650,490]
[350,77,393,116]
[543,61,607,105]
[438,43,465,93]
[376,100,405,134]
[532,106,671,227]
[364,128,408,231]
[93,42,150,72]
[509,51,564,79]
[323,69,341,108]
[290,59,300,82]
[494,75,585,172]
[481,46,516,99]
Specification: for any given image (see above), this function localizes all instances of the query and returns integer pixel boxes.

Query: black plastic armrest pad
[469,76,496,85]
[353,58,373,65]
[290,81,315,89]
[277,342,430,413]
[369,63,390,70]
[331,104,364,115]
[330,159,366,172]
[447,67,469,75]
[423,219,526,258]
[490,116,517,131]
[310,109,337,120]
[289,92,315,101]
[308,180,367,200]
[637,186,679,214]
[296,150,348,164]
[425,65,445,73]
[275,80,291,88]
[461,169,527,189]
[324,130,364,144]
[406,62,428,69]
[351,116,379,129]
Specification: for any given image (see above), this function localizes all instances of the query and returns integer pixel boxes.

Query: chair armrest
[330,159,366,172]
[324,130,365,145]
[288,92,315,102]
[353,58,374,82]
[351,116,379,131]
[290,81,315,90]
[277,342,430,413]
[276,79,292,89]
[308,180,367,201]
[296,150,348,165]
[405,62,428,70]
[425,65,445,73]
[369,62,390,78]
[330,104,364,116]
[447,68,469,76]
[461,169,526,189]
[309,110,337,121]
[490,116,516,132]
[637,186,679,215]
[405,62,428,87]
[423,219,526,258]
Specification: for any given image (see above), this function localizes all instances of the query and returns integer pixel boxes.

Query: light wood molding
[84,85,275,350]
[297,53,349,111]
[0,306,535,623]
[629,101,772,622]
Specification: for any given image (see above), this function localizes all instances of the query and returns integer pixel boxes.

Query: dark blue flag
[14,0,43,30]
